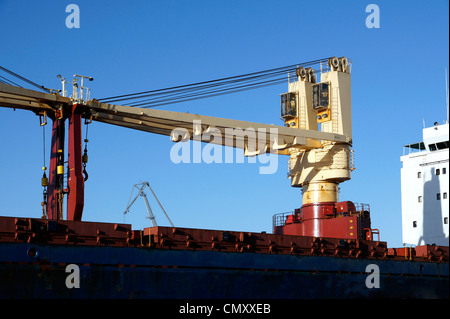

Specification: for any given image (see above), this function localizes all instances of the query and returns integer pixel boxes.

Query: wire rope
[97,57,329,108]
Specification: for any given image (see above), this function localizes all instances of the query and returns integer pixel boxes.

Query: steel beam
[0,83,70,113]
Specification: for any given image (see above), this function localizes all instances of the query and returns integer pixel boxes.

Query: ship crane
[123,181,174,227]
[0,56,376,241]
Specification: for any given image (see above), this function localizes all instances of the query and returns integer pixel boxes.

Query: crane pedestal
[273,200,373,240]
[274,182,374,240]
[302,182,339,204]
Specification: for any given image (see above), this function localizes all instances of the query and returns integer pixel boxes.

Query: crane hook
[82,144,89,181]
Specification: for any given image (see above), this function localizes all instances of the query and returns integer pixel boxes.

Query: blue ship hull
[0,242,448,299]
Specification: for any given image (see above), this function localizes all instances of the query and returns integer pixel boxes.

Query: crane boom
[0,83,69,113]
[87,99,349,155]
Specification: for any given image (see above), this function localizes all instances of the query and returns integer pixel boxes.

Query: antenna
[57,74,68,97]
[446,68,449,123]
[73,74,94,103]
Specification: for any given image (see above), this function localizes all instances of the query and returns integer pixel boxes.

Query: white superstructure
[401,122,449,246]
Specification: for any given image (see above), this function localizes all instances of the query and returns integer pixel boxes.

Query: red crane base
[273,201,375,241]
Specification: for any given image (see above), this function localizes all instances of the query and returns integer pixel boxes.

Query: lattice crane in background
[0,56,377,240]
[123,182,174,227]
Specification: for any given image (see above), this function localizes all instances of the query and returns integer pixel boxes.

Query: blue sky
[0,0,448,248]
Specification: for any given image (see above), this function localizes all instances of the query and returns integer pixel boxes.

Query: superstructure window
[445,217,448,225]
[444,168,447,174]
[444,193,448,199]
[436,141,449,150]
[436,169,440,175]
[417,172,421,178]
[428,141,450,151]
[413,221,417,228]
[418,196,422,203]
[437,193,441,200]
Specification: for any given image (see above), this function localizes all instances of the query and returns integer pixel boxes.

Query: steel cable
[0,66,50,93]
[98,57,329,108]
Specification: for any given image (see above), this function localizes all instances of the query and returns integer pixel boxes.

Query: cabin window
[429,141,450,151]
[418,196,422,203]
[444,217,448,225]
[413,221,417,228]
[444,192,448,199]
[437,193,441,200]
[417,172,421,178]
[436,169,440,175]
[436,141,449,150]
